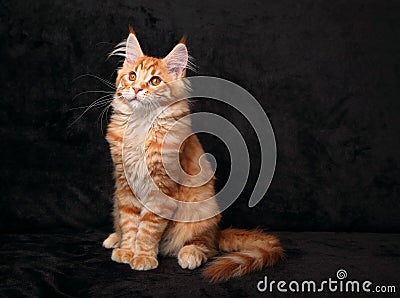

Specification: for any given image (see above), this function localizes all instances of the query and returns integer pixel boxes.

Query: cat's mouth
[120,92,140,102]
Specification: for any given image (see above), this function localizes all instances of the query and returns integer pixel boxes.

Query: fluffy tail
[203,228,284,282]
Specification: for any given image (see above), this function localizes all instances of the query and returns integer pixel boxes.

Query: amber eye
[149,76,162,86]
[128,71,136,81]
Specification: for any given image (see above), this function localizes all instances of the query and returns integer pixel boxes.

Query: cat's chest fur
[107,107,163,202]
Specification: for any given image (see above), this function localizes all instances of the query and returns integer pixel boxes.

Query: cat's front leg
[111,188,141,264]
[103,200,123,248]
[130,209,169,271]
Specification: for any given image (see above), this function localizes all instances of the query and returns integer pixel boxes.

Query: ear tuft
[128,24,136,35]
[179,35,187,45]
[163,43,188,78]
[125,33,143,64]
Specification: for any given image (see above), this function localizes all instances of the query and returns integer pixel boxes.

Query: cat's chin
[127,99,141,109]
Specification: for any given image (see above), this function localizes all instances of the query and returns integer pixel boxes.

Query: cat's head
[113,29,189,110]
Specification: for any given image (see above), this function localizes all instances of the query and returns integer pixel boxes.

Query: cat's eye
[149,76,162,86]
[128,71,136,81]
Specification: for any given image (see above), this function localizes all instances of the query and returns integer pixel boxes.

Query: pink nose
[133,87,143,94]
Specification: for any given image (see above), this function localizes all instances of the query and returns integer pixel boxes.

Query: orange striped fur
[102,30,283,281]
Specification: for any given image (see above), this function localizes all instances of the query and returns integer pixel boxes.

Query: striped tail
[203,228,284,282]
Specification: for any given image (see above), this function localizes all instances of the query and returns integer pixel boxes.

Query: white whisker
[70,97,113,110]
[73,74,116,90]
[68,94,115,128]
[72,90,114,101]
[98,102,113,134]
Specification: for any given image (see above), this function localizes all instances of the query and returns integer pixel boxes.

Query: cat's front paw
[111,248,133,264]
[130,255,158,271]
[103,232,121,249]
[178,245,207,270]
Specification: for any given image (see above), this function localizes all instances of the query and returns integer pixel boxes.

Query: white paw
[178,245,207,270]
[130,255,159,271]
[103,232,120,249]
[111,248,133,264]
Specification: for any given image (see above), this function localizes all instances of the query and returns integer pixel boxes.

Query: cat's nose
[133,87,143,94]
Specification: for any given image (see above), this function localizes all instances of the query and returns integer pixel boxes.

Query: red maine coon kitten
[102,28,283,282]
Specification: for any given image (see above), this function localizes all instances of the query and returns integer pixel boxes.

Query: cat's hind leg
[176,215,220,270]
[178,244,208,269]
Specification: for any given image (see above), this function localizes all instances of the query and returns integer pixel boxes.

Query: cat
[102,27,283,282]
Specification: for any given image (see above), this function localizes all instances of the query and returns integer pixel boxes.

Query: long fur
[103,30,283,282]
[203,228,284,282]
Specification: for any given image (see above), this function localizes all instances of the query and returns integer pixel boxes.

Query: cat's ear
[125,31,143,65]
[163,42,188,78]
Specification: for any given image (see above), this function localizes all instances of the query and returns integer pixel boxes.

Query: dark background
[1,1,400,297]
[1,0,400,233]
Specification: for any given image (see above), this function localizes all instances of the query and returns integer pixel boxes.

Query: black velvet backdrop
[1,0,400,234]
